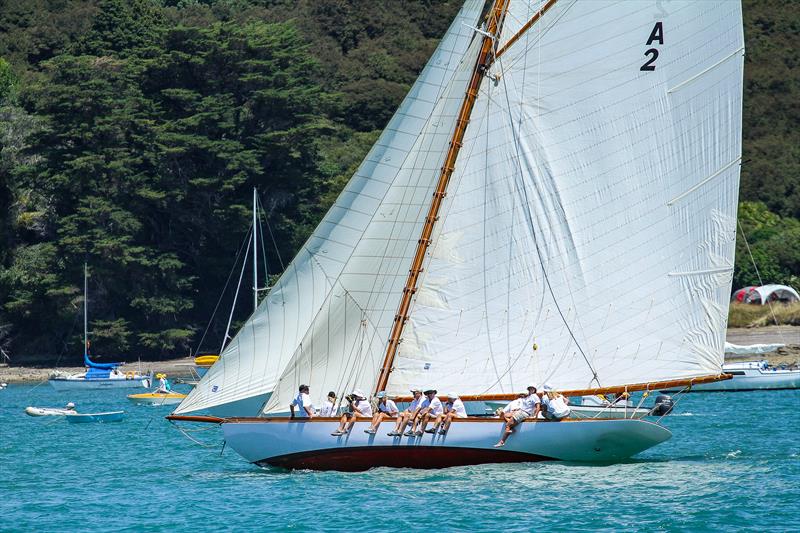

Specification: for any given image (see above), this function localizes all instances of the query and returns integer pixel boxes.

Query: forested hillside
[0,0,797,364]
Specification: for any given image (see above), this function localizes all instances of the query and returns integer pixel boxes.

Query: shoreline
[2,327,798,384]
[0,356,197,384]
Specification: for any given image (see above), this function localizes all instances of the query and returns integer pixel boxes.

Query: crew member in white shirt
[289,384,314,418]
[388,388,425,436]
[331,389,372,436]
[319,391,337,417]
[413,389,444,436]
[495,384,540,447]
[365,391,398,434]
[436,392,468,435]
[540,383,570,421]
[496,392,526,419]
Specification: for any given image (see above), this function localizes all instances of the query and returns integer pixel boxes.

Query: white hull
[49,376,151,391]
[662,368,800,392]
[65,411,125,423]
[221,418,671,471]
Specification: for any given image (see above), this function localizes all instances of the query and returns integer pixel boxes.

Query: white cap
[447,392,458,399]
[66,402,76,408]
[352,389,366,399]
[542,383,553,392]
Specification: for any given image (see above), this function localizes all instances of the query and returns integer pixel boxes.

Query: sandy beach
[1,326,798,384]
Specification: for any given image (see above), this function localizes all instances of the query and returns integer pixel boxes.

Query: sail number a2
[640,22,664,71]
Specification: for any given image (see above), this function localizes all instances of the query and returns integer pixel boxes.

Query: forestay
[387,0,744,395]
[175,0,486,415]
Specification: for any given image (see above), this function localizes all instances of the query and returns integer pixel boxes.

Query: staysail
[174,0,487,415]
[387,0,744,395]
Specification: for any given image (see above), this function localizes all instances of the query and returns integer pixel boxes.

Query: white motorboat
[25,402,77,417]
[170,0,744,471]
[661,361,800,392]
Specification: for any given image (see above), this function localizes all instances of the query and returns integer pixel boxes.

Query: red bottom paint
[256,446,554,471]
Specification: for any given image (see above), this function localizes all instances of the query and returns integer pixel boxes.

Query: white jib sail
[386,0,744,396]
[260,33,488,416]
[175,0,486,415]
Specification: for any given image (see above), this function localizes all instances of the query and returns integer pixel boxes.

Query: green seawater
[1,384,798,532]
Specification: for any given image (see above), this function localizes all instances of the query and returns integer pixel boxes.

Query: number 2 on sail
[640,21,663,71]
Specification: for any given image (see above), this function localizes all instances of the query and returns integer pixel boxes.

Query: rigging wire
[194,225,252,356]
[221,233,252,355]
[736,219,788,346]
[495,51,601,387]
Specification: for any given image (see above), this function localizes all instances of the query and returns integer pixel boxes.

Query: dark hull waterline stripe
[254,446,555,472]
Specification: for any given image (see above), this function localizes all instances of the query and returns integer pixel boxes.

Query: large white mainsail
[175,0,486,415]
[387,0,744,395]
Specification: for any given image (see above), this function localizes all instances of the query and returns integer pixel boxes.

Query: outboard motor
[651,394,674,416]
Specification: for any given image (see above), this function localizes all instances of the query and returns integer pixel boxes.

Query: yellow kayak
[194,355,219,367]
[127,391,187,406]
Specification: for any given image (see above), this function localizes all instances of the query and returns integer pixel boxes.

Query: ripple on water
[1,386,798,531]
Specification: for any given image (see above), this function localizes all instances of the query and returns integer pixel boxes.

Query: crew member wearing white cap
[540,383,570,421]
[364,391,398,434]
[436,393,467,435]
[412,389,444,436]
[388,388,425,436]
[494,384,540,447]
[331,389,372,436]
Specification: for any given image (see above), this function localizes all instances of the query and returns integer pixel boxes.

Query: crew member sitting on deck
[436,392,467,434]
[331,389,372,436]
[319,391,337,417]
[413,388,444,436]
[388,387,425,436]
[540,383,570,420]
[364,391,398,434]
[290,384,314,418]
[496,392,526,419]
[495,384,540,447]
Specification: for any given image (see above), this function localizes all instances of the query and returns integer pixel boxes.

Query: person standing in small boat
[289,384,314,418]
[364,391,398,434]
[540,384,570,420]
[436,392,467,434]
[495,384,540,447]
[387,387,425,436]
[413,389,444,436]
[319,391,337,417]
[331,390,371,436]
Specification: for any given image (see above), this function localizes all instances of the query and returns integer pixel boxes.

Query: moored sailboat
[49,265,152,391]
[170,0,744,470]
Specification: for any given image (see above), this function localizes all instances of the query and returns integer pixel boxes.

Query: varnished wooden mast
[374,0,511,394]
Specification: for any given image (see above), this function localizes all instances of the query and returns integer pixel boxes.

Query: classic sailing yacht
[170,0,744,470]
